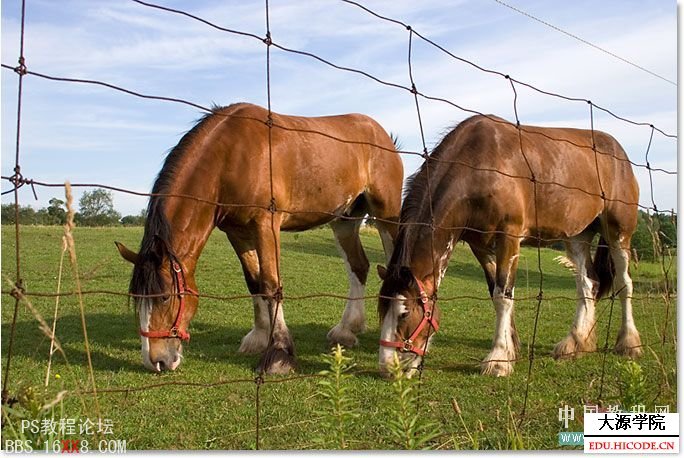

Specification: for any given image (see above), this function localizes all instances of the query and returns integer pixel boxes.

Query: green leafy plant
[315,344,359,449]
[618,360,646,411]
[1,381,67,450]
[384,355,441,450]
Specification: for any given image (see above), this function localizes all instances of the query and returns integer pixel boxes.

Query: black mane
[129,106,226,299]
[388,119,471,276]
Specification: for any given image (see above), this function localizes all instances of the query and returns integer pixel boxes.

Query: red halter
[379,276,440,356]
[139,259,197,342]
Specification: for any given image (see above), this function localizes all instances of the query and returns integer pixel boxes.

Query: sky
[1,0,677,217]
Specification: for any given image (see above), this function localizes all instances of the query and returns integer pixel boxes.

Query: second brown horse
[377,114,642,377]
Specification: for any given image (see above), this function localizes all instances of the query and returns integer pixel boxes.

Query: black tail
[593,235,615,299]
[390,133,403,152]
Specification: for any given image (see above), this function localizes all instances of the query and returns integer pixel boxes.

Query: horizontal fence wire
[1,0,677,451]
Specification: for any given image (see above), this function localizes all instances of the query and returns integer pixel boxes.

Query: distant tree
[121,208,147,226]
[46,197,67,225]
[1,204,17,224]
[1,203,38,225]
[35,208,51,225]
[77,189,121,226]
[631,210,677,262]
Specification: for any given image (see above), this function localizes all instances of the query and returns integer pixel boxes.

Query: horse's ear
[377,265,388,280]
[151,234,169,261]
[115,241,139,264]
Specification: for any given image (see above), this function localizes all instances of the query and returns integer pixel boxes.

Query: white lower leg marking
[612,245,635,328]
[239,297,271,353]
[571,247,596,339]
[329,226,366,344]
[611,243,641,356]
[270,296,288,334]
[482,287,515,376]
[491,287,515,353]
[342,273,366,332]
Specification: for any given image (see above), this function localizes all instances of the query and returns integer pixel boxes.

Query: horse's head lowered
[377,265,441,377]
[116,239,198,372]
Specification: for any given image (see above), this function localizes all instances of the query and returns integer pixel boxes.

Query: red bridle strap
[139,260,197,341]
[379,276,439,356]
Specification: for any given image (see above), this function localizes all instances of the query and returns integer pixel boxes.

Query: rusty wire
[2,0,27,406]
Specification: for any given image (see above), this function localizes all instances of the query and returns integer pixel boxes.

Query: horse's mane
[129,105,231,298]
[388,118,477,276]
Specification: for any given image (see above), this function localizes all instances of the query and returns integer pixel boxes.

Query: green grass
[1,225,677,449]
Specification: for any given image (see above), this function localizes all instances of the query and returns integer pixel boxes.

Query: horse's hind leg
[609,235,642,358]
[553,232,599,359]
[254,217,296,374]
[470,244,497,298]
[364,174,401,264]
[481,233,521,377]
[226,233,271,354]
[328,218,369,347]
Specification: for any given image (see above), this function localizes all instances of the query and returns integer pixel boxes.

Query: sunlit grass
[1,225,676,449]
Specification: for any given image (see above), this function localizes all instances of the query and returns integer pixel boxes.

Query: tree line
[1,189,676,261]
[1,189,146,227]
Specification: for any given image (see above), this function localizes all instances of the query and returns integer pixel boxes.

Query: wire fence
[1,0,677,450]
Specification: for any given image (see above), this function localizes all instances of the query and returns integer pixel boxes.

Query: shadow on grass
[4,312,550,380]
[2,315,371,375]
[2,312,143,373]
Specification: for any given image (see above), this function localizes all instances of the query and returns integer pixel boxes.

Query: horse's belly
[280,192,360,231]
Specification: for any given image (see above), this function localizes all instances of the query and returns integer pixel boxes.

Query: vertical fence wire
[644,126,657,213]
[2,0,28,405]
[255,0,275,449]
[597,294,618,400]
[507,77,545,419]
[406,26,439,382]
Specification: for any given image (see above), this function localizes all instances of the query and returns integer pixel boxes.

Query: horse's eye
[399,311,409,320]
[161,295,171,304]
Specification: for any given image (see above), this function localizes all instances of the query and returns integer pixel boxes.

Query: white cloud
[1,0,676,216]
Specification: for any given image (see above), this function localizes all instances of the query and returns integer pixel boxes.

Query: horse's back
[431,114,638,240]
[209,103,402,228]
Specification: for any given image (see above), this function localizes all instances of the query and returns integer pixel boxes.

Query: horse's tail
[593,235,614,300]
[389,133,402,152]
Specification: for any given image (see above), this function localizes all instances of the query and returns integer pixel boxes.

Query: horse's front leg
[226,233,272,354]
[553,233,598,359]
[254,218,296,374]
[481,234,521,377]
[327,219,369,347]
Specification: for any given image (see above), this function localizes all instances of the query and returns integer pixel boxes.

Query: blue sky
[1,0,677,216]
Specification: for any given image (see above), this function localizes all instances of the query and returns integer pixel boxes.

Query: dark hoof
[257,347,297,375]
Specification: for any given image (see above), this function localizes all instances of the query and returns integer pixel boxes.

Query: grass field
[1,225,677,450]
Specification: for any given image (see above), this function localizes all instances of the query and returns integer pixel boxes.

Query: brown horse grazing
[115,102,403,374]
[377,114,642,377]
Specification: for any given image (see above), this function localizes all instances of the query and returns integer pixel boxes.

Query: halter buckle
[401,340,414,352]
[424,310,432,319]
[169,327,179,338]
